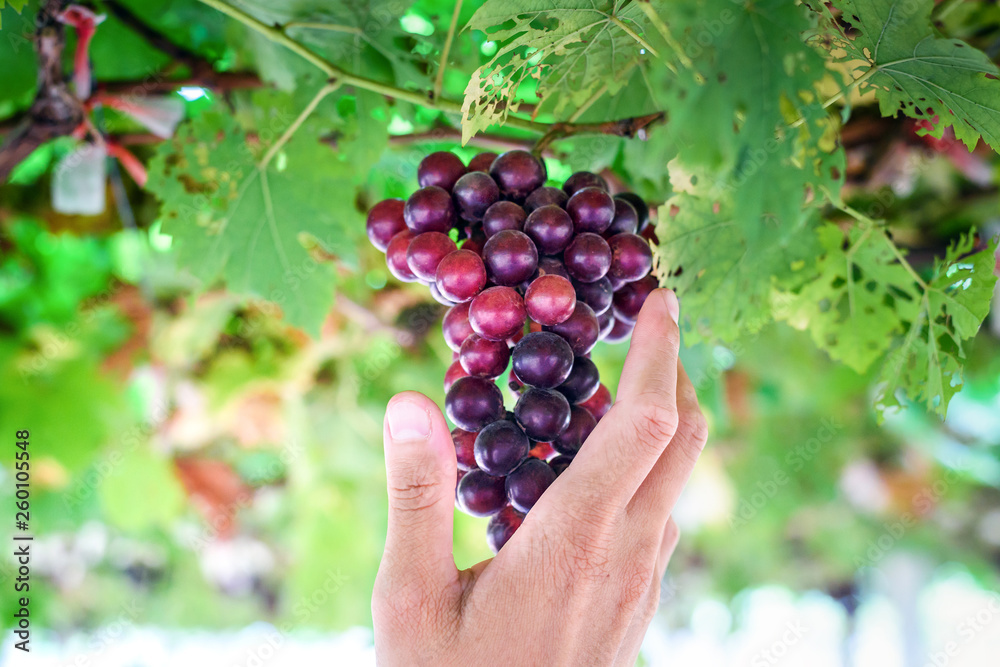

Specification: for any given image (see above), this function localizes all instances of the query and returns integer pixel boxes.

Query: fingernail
[663,289,679,324]
[387,398,432,441]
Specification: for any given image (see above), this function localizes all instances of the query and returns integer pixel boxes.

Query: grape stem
[531,112,666,156]
[434,0,464,102]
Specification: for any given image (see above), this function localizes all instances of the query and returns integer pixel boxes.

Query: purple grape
[549,455,573,476]
[474,419,530,476]
[436,249,487,302]
[489,150,547,202]
[469,286,527,341]
[607,233,653,282]
[460,334,511,379]
[573,276,613,315]
[462,227,487,256]
[482,200,527,238]
[607,274,630,291]
[566,187,615,234]
[444,360,469,392]
[483,230,538,286]
[579,383,612,420]
[506,458,556,512]
[558,356,600,403]
[524,204,575,255]
[430,282,458,307]
[524,186,569,213]
[446,376,505,431]
[563,171,609,196]
[404,186,457,233]
[615,192,649,230]
[613,275,658,323]
[524,274,576,326]
[406,231,457,281]
[597,308,615,339]
[487,505,524,553]
[544,301,599,355]
[366,198,406,251]
[456,469,507,517]
[507,370,525,397]
[605,317,634,343]
[385,230,419,282]
[564,233,612,283]
[453,172,500,221]
[443,301,475,351]
[512,331,575,389]
[552,406,597,456]
[418,151,466,191]
[514,387,571,441]
[536,257,572,281]
[605,198,639,236]
[468,151,499,173]
[452,427,478,471]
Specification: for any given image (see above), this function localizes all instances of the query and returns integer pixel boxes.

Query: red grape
[456,469,507,517]
[482,200,527,238]
[524,274,576,326]
[566,186,615,234]
[385,230,419,282]
[436,249,487,302]
[366,198,406,251]
[489,150,547,202]
[446,376,505,431]
[404,186,457,233]
[452,427,478,471]
[406,231,457,281]
[558,356,600,403]
[573,276,613,315]
[474,419,530,476]
[469,286,527,341]
[579,383,612,420]
[563,171,609,195]
[613,275,658,323]
[524,204,574,255]
[529,441,555,460]
[564,232,612,283]
[460,333,511,378]
[506,458,556,512]
[512,331,575,389]
[468,151,499,173]
[453,171,500,221]
[514,387,571,441]
[445,359,470,392]
[524,186,569,212]
[487,505,524,553]
[605,198,639,236]
[443,301,475,351]
[418,151,466,191]
[483,230,538,286]
[607,233,653,282]
[552,406,597,456]
[537,257,571,281]
[544,300,599,355]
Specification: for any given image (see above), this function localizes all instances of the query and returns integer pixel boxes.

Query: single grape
[404,186,457,233]
[456,469,507,517]
[524,186,569,213]
[446,376,506,431]
[469,286,527,341]
[506,458,556,513]
[366,198,406,251]
[524,274,576,326]
[474,419,530,476]
[558,356,600,403]
[563,171,609,196]
[511,331,575,389]
[612,275,658,323]
[597,308,615,340]
[552,406,597,456]
[529,441,555,460]
[572,276,613,315]
[524,204,575,255]
[452,427,478,471]
[462,227,487,256]
[406,231,457,282]
[605,317,634,343]
[549,455,573,476]
[460,334,511,379]
[468,151,499,173]
[564,233,612,283]
[443,301,475,351]
[436,249,487,303]
[536,256,572,281]
[615,192,649,230]
[514,387,571,441]
[453,171,500,221]
[605,198,639,236]
[482,200,527,238]
[607,233,653,283]
[444,359,470,392]
[579,383,612,420]
[489,150,547,202]
[544,300,599,355]
[566,186,615,234]
[486,505,524,553]
[483,230,538,286]
[418,151,466,191]
[385,230,419,282]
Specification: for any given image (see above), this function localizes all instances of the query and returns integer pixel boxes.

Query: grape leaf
[147,111,360,336]
[461,0,653,142]
[775,224,919,373]
[0,0,28,29]
[819,0,1000,150]
[875,233,999,417]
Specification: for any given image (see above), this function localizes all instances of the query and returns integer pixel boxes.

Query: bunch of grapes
[365,149,657,553]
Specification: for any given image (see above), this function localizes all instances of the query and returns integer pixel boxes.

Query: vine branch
[434,0,464,101]
[532,112,666,155]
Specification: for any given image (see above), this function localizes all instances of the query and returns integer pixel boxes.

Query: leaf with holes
[819,0,1000,150]
[147,111,359,336]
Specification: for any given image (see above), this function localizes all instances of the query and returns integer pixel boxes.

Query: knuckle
[629,398,679,453]
[619,560,655,610]
[387,462,445,514]
[371,573,438,632]
[686,411,709,449]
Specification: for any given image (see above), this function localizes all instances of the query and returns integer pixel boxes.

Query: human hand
[372,288,707,666]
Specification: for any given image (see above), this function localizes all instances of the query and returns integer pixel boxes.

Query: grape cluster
[366,150,656,553]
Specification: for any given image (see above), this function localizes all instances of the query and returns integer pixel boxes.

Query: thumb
[377,391,459,595]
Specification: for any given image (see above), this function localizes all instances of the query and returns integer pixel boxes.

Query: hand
[372,289,707,666]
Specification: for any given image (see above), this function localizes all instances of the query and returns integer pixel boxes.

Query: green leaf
[461,0,653,141]
[875,233,998,417]
[99,446,186,531]
[147,110,361,336]
[821,0,1000,150]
